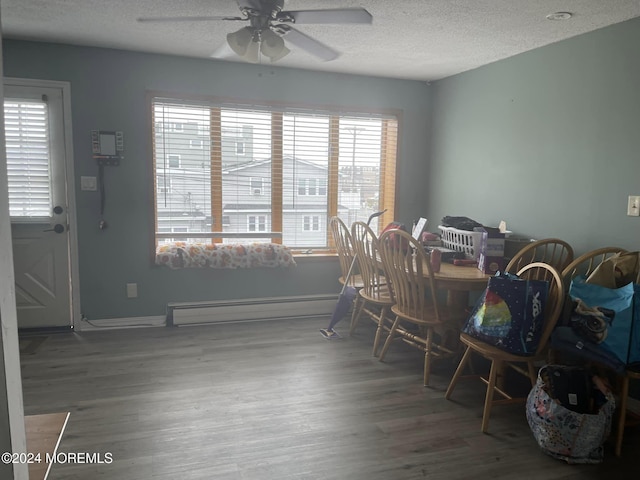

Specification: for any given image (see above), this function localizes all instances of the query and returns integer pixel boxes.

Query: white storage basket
[438,225,484,259]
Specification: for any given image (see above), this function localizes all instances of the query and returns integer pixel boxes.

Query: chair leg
[615,373,630,457]
[481,359,501,433]
[445,344,472,400]
[372,306,388,357]
[423,327,434,387]
[547,347,558,365]
[378,316,400,362]
[527,361,537,387]
[349,296,365,335]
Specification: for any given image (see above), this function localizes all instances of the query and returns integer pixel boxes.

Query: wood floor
[25,412,70,480]
[19,317,639,480]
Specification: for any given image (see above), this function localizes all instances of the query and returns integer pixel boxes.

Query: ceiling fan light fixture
[244,40,261,63]
[267,43,290,62]
[227,27,254,56]
[260,29,289,61]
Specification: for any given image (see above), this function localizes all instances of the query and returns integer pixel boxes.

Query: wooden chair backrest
[351,222,385,299]
[378,229,441,322]
[329,216,356,279]
[561,247,628,287]
[515,262,564,356]
[506,238,574,278]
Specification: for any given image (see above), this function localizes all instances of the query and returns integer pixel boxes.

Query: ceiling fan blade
[283,27,339,62]
[282,8,372,25]
[137,16,244,23]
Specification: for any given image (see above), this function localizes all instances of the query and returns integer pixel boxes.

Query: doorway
[5,78,79,329]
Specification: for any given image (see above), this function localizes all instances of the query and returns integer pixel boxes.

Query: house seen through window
[151,96,398,251]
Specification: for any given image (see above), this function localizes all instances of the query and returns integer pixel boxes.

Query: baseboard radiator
[167,294,337,326]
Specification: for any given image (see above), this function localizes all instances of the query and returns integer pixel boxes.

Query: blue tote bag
[463,272,549,355]
[567,276,640,367]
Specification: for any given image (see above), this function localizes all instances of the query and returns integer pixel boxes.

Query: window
[152,96,398,250]
[303,216,320,231]
[298,178,326,196]
[169,226,188,243]
[167,154,181,168]
[4,98,52,218]
[157,175,171,193]
[190,139,204,149]
[250,177,263,195]
[248,215,267,232]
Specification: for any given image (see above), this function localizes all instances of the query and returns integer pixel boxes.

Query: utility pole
[343,126,365,224]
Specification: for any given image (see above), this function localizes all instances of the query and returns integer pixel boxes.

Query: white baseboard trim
[75,293,339,331]
[74,315,166,331]
[169,294,337,326]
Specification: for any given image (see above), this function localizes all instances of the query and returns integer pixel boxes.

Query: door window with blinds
[4,97,52,219]
[152,96,398,251]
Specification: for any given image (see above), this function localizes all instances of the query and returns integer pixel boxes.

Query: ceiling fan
[138,0,373,63]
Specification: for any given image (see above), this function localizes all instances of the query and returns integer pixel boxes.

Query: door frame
[5,77,81,329]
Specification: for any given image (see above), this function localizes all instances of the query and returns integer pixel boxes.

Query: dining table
[375,250,491,313]
[430,261,491,315]
[374,248,491,316]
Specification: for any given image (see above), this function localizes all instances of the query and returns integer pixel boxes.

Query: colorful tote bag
[463,272,549,355]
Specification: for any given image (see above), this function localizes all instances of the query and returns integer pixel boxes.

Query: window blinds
[4,98,52,218]
[152,96,398,249]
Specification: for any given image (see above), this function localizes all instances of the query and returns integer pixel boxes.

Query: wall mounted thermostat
[91,130,124,166]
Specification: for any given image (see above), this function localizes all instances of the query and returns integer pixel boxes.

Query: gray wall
[3,40,431,320]
[428,17,640,255]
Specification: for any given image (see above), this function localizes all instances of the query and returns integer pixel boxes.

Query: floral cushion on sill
[155,242,297,269]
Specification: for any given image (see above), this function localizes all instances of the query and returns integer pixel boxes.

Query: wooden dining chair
[349,221,395,356]
[560,247,628,287]
[329,216,364,289]
[613,369,640,456]
[377,229,460,386]
[445,262,564,433]
[558,246,635,457]
[551,247,628,362]
[505,238,574,278]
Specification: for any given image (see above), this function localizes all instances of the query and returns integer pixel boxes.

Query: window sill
[292,252,338,263]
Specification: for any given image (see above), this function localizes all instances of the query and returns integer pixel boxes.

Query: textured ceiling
[2,0,640,81]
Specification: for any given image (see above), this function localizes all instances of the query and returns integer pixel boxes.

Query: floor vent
[167,294,337,326]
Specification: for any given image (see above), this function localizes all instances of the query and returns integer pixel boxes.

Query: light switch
[81,176,97,191]
[627,196,640,216]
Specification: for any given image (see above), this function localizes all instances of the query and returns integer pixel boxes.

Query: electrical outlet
[126,283,138,298]
[627,196,640,216]
[80,176,97,191]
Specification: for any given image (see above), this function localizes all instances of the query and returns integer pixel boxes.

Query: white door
[5,81,76,329]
